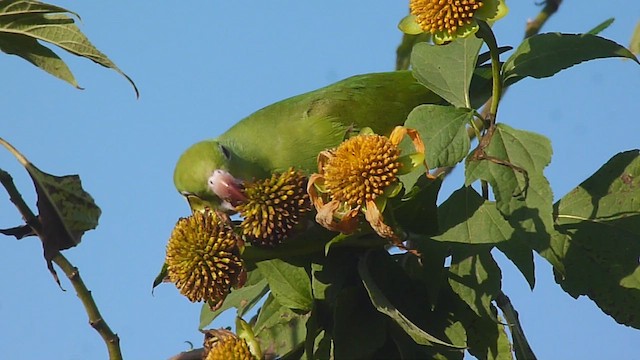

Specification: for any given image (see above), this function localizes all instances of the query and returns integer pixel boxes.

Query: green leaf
[402,240,450,308]
[0,33,78,87]
[395,175,441,236]
[405,105,474,169]
[333,286,388,359]
[151,262,168,291]
[358,251,466,349]
[0,138,101,283]
[553,150,640,328]
[630,20,640,56]
[465,124,552,215]
[0,1,138,95]
[199,270,268,329]
[311,252,357,303]
[464,124,561,273]
[395,32,431,71]
[586,18,614,35]
[253,294,310,358]
[495,238,535,290]
[459,307,514,360]
[448,248,501,319]
[388,322,464,360]
[256,258,313,312]
[0,138,100,254]
[434,187,514,244]
[411,36,484,108]
[503,33,639,86]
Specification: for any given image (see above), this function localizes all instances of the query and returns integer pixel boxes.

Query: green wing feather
[218,70,441,177]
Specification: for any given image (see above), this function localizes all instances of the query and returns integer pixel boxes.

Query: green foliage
[502,33,639,86]
[0,0,137,95]
[190,26,640,360]
[2,1,640,359]
[0,138,100,280]
[411,36,483,108]
[553,150,640,328]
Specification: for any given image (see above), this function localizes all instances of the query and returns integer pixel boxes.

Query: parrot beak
[207,169,247,209]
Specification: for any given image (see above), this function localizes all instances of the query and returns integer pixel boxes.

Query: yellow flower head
[236,168,311,247]
[165,210,245,309]
[308,126,425,240]
[399,0,509,44]
[203,329,258,360]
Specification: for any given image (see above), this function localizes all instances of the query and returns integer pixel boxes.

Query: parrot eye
[219,144,232,160]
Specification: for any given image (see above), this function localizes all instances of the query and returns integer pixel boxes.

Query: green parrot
[173,70,442,212]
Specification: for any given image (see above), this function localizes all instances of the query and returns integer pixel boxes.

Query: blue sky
[1,1,638,359]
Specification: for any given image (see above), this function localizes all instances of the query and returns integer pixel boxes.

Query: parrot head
[173,140,247,212]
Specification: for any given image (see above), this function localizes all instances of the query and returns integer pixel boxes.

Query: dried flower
[308,126,425,241]
[165,210,244,309]
[398,0,509,44]
[236,168,311,246]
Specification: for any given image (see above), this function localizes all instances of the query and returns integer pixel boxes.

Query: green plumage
[174,70,441,210]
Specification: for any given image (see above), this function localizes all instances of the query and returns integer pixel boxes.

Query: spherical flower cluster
[203,329,257,360]
[398,0,509,44]
[308,126,426,240]
[236,168,311,246]
[165,210,244,309]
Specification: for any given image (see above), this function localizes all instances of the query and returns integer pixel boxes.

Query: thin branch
[0,168,41,235]
[167,348,204,360]
[53,253,123,360]
[0,168,123,360]
[525,0,562,39]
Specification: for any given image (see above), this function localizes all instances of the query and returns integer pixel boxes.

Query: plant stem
[476,20,502,127]
[53,253,123,360]
[525,0,562,39]
[0,167,123,360]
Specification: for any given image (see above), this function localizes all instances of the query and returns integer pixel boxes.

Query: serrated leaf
[0,138,100,254]
[358,251,466,349]
[434,186,514,244]
[405,105,473,169]
[411,36,484,108]
[253,294,309,358]
[0,138,100,283]
[199,270,268,329]
[448,248,501,319]
[256,258,313,312]
[464,124,555,280]
[465,124,552,215]
[0,33,78,87]
[0,1,138,95]
[553,150,640,328]
[503,33,639,86]
[0,0,78,17]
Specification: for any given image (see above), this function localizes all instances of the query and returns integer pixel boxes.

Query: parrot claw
[208,170,247,208]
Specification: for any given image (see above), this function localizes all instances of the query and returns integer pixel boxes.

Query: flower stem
[476,20,502,126]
